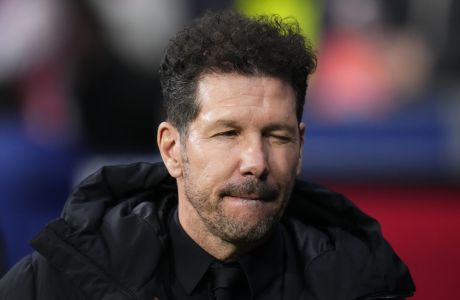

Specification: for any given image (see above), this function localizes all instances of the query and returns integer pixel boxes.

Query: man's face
[176,73,304,245]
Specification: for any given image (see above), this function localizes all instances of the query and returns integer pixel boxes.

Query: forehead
[195,73,297,122]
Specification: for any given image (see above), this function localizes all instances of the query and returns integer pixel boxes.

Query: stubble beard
[181,154,290,246]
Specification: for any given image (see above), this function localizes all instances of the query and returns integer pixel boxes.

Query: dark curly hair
[159,10,317,134]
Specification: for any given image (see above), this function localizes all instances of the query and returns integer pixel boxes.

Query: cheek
[185,141,235,192]
[268,148,300,182]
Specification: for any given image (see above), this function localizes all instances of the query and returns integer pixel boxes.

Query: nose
[238,136,269,179]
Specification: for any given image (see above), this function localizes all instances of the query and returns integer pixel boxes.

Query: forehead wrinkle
[198,74,281,101]
[199,109,296,134]
[198,98,295,126]
[215,94,264,107]
[200,92,292,112]
[199,86,267,108]
[196,73,297,124]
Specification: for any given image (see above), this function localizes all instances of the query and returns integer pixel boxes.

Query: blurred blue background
[1,0,459,298]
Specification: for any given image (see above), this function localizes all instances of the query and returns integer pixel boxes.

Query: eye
[214,130,238,138]
[269,134,294,144]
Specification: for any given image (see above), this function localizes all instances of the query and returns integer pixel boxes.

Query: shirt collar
[169,209,214,295]
[236,225,284,298]
[169,208,284,297]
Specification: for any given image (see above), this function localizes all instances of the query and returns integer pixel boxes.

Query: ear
[296,122,305,175]
[157,122,183,178]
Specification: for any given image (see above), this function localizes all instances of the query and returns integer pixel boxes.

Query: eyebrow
[211,120,298,135]
[262,123,298,134]
[212,120,242,128]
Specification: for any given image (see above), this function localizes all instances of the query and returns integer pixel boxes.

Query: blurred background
[0,0,458,298]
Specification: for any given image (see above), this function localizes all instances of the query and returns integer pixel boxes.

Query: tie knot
[208,261,250,300]
[210,262,245,288]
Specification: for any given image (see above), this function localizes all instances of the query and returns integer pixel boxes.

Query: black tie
[209,261,250,300]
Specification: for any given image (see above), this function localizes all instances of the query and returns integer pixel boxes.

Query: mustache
[219,179,279,200]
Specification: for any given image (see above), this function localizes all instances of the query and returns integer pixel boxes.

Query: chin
[208,213,281,245]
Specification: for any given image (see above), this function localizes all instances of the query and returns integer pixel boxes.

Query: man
[0,10,414,300]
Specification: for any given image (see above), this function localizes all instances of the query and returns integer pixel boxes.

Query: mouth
[225,194,273,202]
[221,195,279,212]
[219,180,279,203]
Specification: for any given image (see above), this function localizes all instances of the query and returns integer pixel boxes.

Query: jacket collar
[30,162,414,299]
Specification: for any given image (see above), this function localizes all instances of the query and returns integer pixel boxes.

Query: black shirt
[168,208,285,299]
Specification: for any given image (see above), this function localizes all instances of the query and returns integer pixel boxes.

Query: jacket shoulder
[0,255,36,299]
[286,180,415,299]
[0,252,87,300]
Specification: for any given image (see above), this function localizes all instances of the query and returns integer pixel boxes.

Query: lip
[224,195,270,202]
[222,196,278,213]
[229,196,260,200]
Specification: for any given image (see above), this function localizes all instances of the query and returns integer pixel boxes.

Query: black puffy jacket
[0,162,415,299]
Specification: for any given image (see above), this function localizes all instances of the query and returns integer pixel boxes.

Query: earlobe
[157,122,183,178]
[296,122,306,175]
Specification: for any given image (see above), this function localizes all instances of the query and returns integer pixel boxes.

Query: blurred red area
[328,183,460,300]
